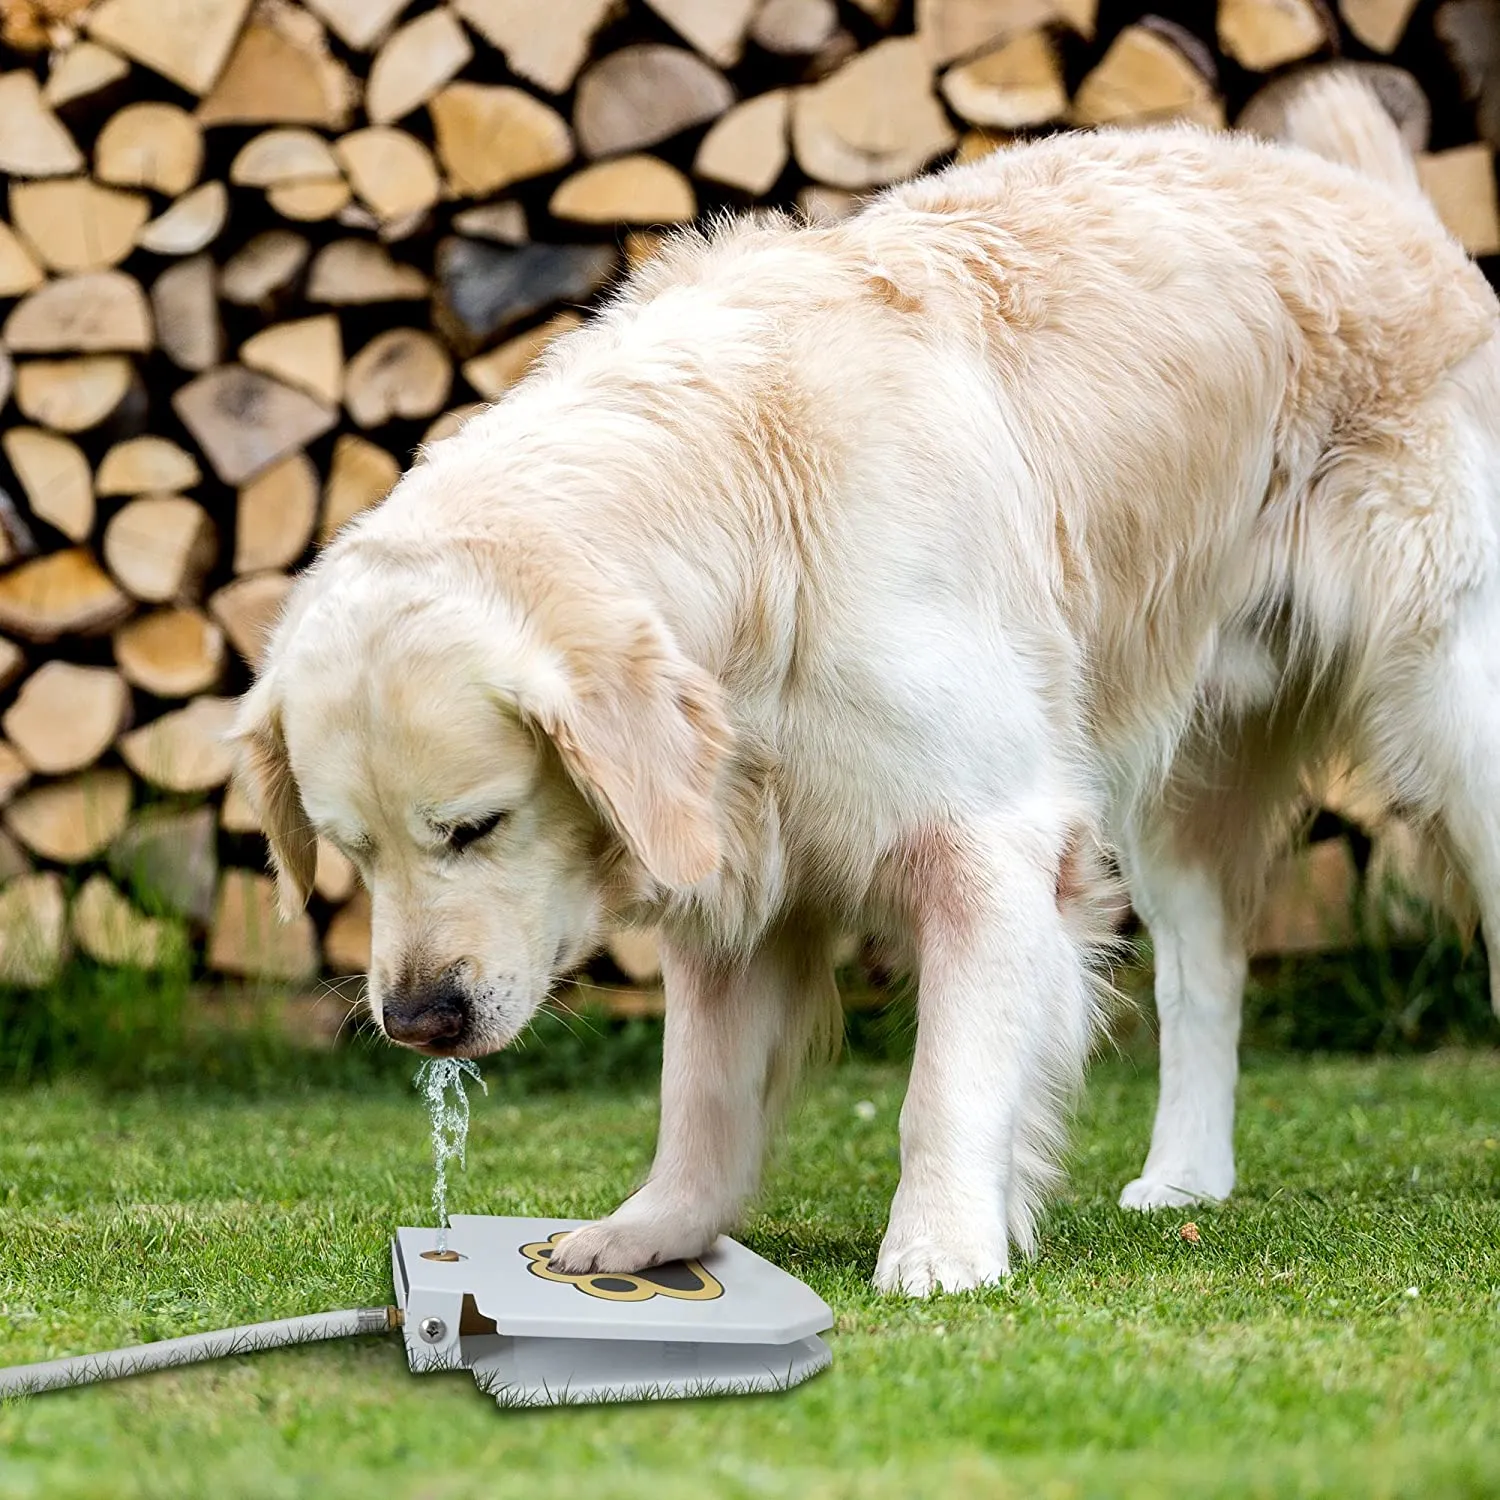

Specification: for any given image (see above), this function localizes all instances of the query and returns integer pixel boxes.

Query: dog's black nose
[382,979,468,1049]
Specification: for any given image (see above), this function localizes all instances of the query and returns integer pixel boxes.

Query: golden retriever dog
[233,72,1499,1294]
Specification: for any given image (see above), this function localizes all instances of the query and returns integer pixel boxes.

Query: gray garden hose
[0,1306,401,1397]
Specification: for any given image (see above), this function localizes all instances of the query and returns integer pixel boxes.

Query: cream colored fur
[233,76,1500,1293]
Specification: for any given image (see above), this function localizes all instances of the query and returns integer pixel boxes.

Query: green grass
[1,1048,1498,1499]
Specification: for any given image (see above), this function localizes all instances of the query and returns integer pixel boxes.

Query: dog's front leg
[875,818,1099,1296]
[550,929,835,1275]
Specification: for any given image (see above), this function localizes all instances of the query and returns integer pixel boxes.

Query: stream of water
[414,1057,486,1253]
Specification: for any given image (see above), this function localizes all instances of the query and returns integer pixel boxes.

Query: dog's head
[230,514,730,1057]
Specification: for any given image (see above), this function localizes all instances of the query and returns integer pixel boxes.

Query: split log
[694,90,790,194]
[550,156,696,223]
[197,0,356,129]
[235,451,318,571]
[305,240,428,307]
[1218,0,1333,71]
[137,181,230,256]
[0,872,67,987]
[3,661,130,773]
[644,0,757,67]
[461,311,582,401]
[302,0,410,51]
[344,328,453,427]
[44,41,131,109]
[0,222,44,297]
[4,767,133,862]
[2,0,95,49]
[367,7,473,125]
[320,433,400,540]
[803,28,859,82]
[109,804,218,923]
[209,868,319,981]
[267,178,351,221]
[219,775,261,832]
[10,178,150,272]
[0,638,25,691]
[103,495,217,602]
[230,126,341,188]
[85,0,254,96]
[14,355,134,431]
[916,0,1096,67]
[72,873,174,969]
[1071,20,1225,130]
[323,888,370,973]
[940,30,1067,130]
[209,571,293,666]
[240,313,342,406]
[573,44,735,159]
[1339,0,1419,52]
[95,435,202,497]
[118,695,238,792]
[1418,143,1500,256]
[152,255,224,371]
[1436,1,1500,151]
[219,229,310,308]
[114,607,226,697]
[315,838,357,902]
[749,0,839,56]
[0,548,130,641]
[335,127,441,224]
[0,488,37,570]
[422,402,485,443]
[2,271,152,354]
[172,364,337,485]
[0,741,28,802]
[1,427,94,540]
[431,83,575,198]
[95,101,204,195]
[792,36,957,189]
[453,0,617,95]
[0,68,85,177]
[451,201,528,243]
[0,349,10,414]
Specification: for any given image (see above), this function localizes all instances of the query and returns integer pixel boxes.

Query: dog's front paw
[1118,1171,1230,1211]
[548,1214,716,1276]
[873,1235,1009,1297]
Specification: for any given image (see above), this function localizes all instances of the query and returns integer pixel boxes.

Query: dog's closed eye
[443,810,509,854]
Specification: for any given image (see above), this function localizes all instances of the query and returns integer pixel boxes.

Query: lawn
[1,1046,1498,1499]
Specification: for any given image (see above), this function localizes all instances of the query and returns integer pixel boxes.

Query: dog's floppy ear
[228,674,317,916]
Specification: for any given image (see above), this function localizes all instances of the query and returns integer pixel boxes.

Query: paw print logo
[520,1230,724,1302]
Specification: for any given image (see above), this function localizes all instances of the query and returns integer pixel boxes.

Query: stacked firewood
[0,0,1494,995]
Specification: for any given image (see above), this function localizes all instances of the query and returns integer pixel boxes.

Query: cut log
[4,768,133,862]
[209,571,293,666]
[1218,0,1332,71]
[1418,143,1500,257]
[86,0,254,96]
[422,402,485,443]
[367,6,472,125]
[219,229,310,307]
[804,28,859,82]
[694,89,789,193]
[453,0,617,95]
[644,0,757,67]
[118,695,238,792]
[940,29,1067,129]
[451,200,528,243]
[219,775,261,831]
[240,313,342,406]
[315,838,357,902]
[461,311,583,401]
[114,606,226,697]
[109,804,218,923]
[0,548,130,641]
[104,495,217,603]
[152,255,223,371]
[197,0,356,129]
[433,237,616,357]
[0,741,29,802]
[267,178,350,221]
[1,427,94,540]
[10,178,150,272]
[173,364,337,485]
[431,83,574,198]
[95,101,203,195]
[1436,1,1500,151]
[72,873,175,969]
[550,155,696,223]
[1071,21,1225,130]
[208,869,319,981]
[622,229,666,270]
[137,181,229,257]
[3,270,152,354]
[323,887,370,973]
[305,237,427,303]
[0,348,10,414]
[44,41,131,109]
[320,433,400,540]
[574,44,735,159]
[0,69,85,177]
[606,925,662,983]
[1340,0,1419,52]
[749,0,839,55]
[0,485,38,567]
[916,0,1095,67]
[95,435,202,497]
[0,872,67,987]
[14,355,134,432]
[0,637,25,691]
[230,126,341,187]
[344,328,453,427]
[3,661,129,774]
[302,0,410,51]
[334,126,441,224]
[235,451,318,571]
[792,36,957,189]
[0,221,44,298]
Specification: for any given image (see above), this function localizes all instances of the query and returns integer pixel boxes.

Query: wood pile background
[0,0,1495,1004]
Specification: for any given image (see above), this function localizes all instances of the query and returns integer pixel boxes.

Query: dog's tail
[1238,64,1424,193]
